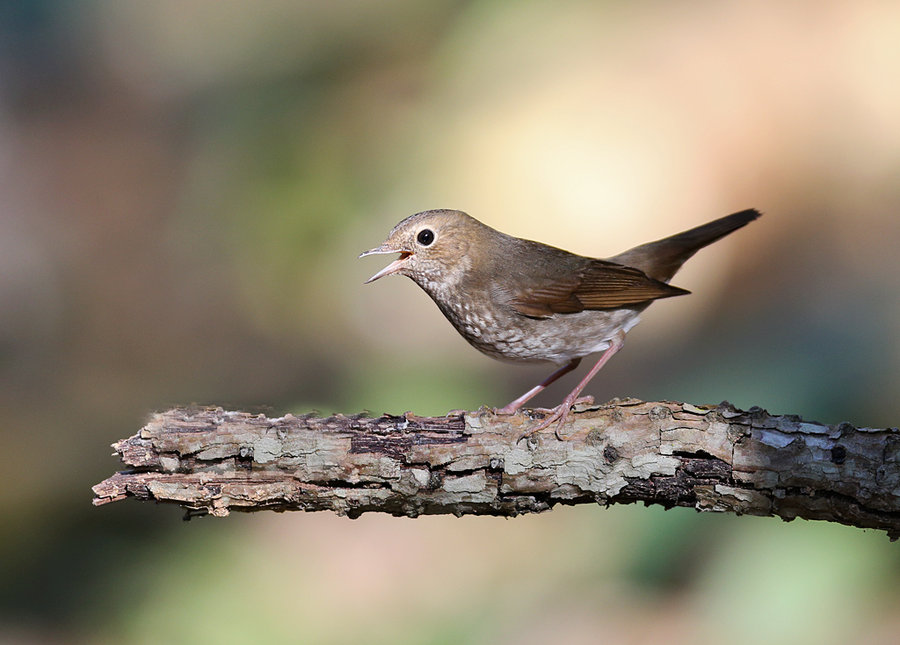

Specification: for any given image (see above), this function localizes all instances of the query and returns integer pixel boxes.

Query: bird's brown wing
[507,259,689,319]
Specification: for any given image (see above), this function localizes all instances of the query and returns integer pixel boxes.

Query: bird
[360,208,760,438]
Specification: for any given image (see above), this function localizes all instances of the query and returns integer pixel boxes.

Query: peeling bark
[92,400,900,539]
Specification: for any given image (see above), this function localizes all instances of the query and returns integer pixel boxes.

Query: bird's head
[360,209,485,288]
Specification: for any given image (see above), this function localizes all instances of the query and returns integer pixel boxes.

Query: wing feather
[507,259,689,319]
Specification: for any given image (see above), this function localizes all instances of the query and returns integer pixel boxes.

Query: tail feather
[608,209,761,282]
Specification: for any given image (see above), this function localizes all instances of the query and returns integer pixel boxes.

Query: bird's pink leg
[520,332,626,441]
[495,358,581,415]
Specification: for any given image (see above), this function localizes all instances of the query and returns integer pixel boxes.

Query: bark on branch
[92,400,900,539]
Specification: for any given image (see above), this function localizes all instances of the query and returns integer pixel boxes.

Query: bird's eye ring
[417,229,435,246]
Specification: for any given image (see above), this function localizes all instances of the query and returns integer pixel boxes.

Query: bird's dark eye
[417,229,435,246]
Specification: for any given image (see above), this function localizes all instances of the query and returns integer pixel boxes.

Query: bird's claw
[517,403,574,443]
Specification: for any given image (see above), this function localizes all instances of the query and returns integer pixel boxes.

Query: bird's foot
[517,402,577,442]
[494,403,520,416]
[516,388,596,441]
[531,397,593,414]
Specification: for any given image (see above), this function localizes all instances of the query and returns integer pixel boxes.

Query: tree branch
[92,400,900,538]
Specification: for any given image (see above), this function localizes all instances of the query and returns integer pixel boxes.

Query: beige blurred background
[2,2,900,643]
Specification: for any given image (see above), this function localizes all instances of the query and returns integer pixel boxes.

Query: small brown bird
[360,208,760,437]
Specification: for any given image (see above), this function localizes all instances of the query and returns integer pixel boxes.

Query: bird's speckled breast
[420,276,644,365]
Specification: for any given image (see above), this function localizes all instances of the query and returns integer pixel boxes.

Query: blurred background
[2,1,899,643]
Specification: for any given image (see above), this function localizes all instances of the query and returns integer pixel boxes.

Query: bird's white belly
[457,307,642,364]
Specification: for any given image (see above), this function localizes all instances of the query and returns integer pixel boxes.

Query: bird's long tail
[608,208,761,282]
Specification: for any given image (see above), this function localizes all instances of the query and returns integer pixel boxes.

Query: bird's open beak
[359,244,412,284]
